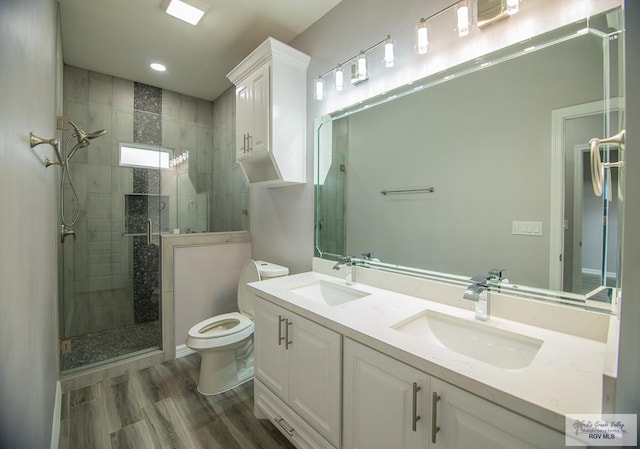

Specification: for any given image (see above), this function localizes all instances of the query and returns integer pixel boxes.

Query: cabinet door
[343,338,430,449]
[235,82,251,160]
[254,299,288,400]
[288,314,341,447]
[430,378,565,449]
[248,63,270,154]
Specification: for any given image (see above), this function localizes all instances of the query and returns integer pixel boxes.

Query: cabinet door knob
[431,392,441,443]
[412,382,421,431]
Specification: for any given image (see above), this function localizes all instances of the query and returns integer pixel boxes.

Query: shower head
[69,120,107,143]
[66,120,107,162]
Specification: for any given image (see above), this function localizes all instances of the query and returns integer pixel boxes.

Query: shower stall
[59,66,248,375]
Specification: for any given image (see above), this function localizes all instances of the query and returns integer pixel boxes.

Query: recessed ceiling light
[160,0,206,26]
[150,62,167,72]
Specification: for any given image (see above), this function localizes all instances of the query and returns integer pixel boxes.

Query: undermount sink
[288,281,370,306]
[392,310,543,370]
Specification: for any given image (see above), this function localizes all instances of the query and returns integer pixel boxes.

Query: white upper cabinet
[227,37,310,186]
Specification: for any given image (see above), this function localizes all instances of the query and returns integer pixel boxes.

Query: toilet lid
[187,312,252,339]
[237,260,261,318]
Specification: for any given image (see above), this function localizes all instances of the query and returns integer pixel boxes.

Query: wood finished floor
[59,353,296,449]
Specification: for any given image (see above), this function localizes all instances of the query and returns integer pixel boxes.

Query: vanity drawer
[255,379,336,449]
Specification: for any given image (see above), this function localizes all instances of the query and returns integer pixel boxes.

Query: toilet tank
[238,260,289,319]
[255,260,289,278]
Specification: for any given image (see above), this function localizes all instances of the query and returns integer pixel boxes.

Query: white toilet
[186,259,289,395]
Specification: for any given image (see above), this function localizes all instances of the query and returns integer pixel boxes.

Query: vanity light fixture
[383,35,395,68]
[160,0,207,26]
[417,18,429,54]
[335,65,344,92]
[313,35,394,101]
[457,1,470,37]
[416,0,525,56]
[357,51,368,80]
[315,77,325,100]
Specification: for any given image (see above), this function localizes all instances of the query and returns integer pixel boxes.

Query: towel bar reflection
[381,187,435,195]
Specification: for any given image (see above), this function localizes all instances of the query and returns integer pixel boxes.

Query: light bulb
[457,2,470,37]
[335,66,344,92]
[384,35,394,68]
[357,52,367,81]
[417,18,428,55]
[506,0,519,15]
[314,77,324,101]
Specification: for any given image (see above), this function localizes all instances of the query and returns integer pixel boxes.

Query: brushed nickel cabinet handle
[275,417,294,436]
[431,392,441,443]
[248,133,253,151]
[412,382,421,431]
[278,315,285,346]
[285,319,293,349]
[146,218,152,246]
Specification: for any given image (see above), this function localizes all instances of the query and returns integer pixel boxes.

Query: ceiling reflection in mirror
[314,8,624,310]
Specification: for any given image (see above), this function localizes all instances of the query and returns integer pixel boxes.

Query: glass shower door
[59,105,165,373]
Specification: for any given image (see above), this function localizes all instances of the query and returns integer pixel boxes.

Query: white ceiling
[59,0,342,101]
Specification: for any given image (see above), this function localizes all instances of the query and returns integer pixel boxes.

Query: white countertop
[248,268,618,433]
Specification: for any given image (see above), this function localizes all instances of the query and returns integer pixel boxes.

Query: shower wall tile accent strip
[133,82,162,324]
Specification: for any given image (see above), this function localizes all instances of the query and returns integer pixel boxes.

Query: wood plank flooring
[59,354,296,449]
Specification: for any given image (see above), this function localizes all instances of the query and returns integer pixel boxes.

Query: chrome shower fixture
[29,132,64,167]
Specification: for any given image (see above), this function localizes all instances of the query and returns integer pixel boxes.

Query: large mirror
[315,7,624,308]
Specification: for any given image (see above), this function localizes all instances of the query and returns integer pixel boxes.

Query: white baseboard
[176,344,196,359]
[50,381,62,449]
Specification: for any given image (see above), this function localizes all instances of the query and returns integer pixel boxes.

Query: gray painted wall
[0,0,60,447]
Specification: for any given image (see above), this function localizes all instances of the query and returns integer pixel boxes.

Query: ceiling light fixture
[150,62,167,72]
[160,0,206,26]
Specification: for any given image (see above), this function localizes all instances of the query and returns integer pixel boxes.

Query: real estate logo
[565,414,637,446]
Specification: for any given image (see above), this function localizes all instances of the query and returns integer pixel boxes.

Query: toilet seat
[186,312,254,350]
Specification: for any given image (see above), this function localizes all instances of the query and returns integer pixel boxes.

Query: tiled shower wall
[61,65,247,338]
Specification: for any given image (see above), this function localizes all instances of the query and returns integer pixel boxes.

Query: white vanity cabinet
[430,378,566,449]
[226,37,310,186]
[254,297,341,449]
[343,339,566,449]
[343,338,430,449]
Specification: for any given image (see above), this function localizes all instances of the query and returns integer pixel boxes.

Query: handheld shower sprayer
[66,121,107,162]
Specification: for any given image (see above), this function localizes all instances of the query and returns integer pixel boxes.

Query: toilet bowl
[186,259,288,395]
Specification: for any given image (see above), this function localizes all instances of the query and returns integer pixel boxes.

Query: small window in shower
[119,142,173,169]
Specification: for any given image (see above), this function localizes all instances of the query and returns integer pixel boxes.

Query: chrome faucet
[463,275,490,321]
[333,256,354,285]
